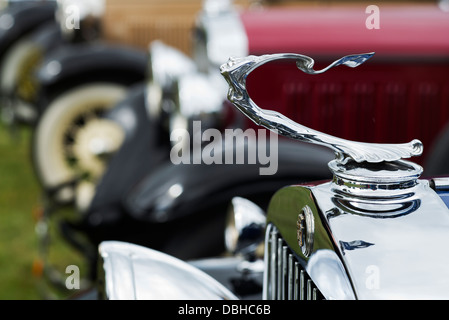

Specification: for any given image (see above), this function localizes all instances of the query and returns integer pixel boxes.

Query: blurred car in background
[0,0,57,125]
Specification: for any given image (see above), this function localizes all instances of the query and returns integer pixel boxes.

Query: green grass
[0,123,89,300]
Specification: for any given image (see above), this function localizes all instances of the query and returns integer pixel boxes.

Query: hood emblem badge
[297,205,314,257]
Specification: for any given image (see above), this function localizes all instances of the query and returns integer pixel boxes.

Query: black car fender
[125,138,334,223]
[35,42,148,113]
[87,83,171,218]
[113,138,334,258]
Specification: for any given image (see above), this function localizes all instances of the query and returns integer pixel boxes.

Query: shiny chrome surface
[220,53,423,164]
[313,178,449,299]
[431,177,449,191]
[431,177,449,209]
[173,71,226,129]
[329,158,423,189]
[146,41,196,117]
[98,241,238,300]
[265,178,449,299]
[194,0,248,73]
[168,70,227,150]
[225,197,266,256]
[146,40,227,137]
[147,40,196,93]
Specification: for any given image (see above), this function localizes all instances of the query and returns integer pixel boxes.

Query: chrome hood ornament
[220,53,423,164]
[221,53,449,299]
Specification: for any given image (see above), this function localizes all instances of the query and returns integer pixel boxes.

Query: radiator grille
[264,224,324,300]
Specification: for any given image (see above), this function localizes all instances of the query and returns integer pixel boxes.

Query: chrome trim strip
[294,262,300,300]
[263,223,276,300]
[276,238,282,300]
[287,254,294,300]
[307,279,313,300]
[195,1,248,72]
[281,245,287,300]
[299,270,305,300]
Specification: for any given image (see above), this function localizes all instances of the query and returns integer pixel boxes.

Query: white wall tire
[33,83,127,208]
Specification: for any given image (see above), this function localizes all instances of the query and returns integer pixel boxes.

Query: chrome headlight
[98,241,238,300]
[147,41,196,92]
[145,41,196,119]
[193,0,248,73]
[169,70,227,150]
[225,197,266,258]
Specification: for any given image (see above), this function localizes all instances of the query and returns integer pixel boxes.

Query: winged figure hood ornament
[220,53,423,164]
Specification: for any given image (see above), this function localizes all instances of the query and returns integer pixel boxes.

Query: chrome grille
[264,224,323,300]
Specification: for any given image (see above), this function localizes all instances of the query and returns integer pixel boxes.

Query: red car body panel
[239,4,449,168]
[242,4,449,58]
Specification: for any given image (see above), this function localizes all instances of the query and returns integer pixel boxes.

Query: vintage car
[95,50,449,300]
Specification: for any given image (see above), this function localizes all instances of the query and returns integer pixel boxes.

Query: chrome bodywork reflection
[313,179,449,299]
[146,40,227,143]
[98,241,238,300]
[145,40,196,121]
[263,160,449,299]
[172,71,226,136]
[225,197,266,256]
[194,0,248,73]
[147,40,196,94]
